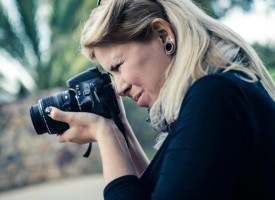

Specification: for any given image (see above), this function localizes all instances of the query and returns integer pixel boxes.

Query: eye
[110,63,122,72]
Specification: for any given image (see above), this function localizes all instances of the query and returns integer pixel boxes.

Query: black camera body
[68,67,119,118]
[29,67,120,135]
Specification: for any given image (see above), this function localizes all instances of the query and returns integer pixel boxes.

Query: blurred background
[0,0,274,199]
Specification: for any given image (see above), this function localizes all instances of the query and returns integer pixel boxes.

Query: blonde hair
[81,0,275,131]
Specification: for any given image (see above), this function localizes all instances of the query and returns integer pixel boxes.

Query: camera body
[29,67,120,135]
[68,67,118,118]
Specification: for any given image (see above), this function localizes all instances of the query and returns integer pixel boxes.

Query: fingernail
[45,107,52,115]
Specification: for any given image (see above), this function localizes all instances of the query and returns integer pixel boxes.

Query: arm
[49,108,137,185]
[122,119,150,176]
[115,94,149,176]
[97,121,137,184]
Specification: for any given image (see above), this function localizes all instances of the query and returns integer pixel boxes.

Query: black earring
[164,40,175,55]
[97,0,101,6]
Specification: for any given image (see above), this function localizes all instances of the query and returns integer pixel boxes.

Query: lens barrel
[29,104,49,135]
[29,90,79,135]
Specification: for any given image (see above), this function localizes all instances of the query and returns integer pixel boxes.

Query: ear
[150,18,175,44]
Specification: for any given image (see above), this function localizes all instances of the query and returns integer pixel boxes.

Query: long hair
[80,0,275,131]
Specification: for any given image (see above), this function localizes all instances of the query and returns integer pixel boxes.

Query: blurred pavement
[0,174,105,200]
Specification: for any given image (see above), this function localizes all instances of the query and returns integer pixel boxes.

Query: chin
[147,101,156,109]
[138,104,149,108]
[137,101,150,108]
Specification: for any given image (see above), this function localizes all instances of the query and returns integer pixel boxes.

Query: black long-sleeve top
[104,71,275,200]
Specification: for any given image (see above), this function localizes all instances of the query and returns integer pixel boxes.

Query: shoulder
[169,71,255,131]
[183,70,266,105]
[188,71,249,94]
[185,70,273,106]
[183,71,249,106]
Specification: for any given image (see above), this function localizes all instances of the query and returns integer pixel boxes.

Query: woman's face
[93,39,171,108]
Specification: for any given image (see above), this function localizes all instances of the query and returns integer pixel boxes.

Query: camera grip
[103,84,120,116]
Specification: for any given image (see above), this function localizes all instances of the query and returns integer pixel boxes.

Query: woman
[47,0,275,199]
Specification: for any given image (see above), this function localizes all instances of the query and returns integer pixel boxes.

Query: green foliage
[0,0,98,97]
[269,68,275,80]
[35,0,98,90]
[253,43,275,69]
[15,0,40,59]
[0,2,25,64]
[37,0,85,89]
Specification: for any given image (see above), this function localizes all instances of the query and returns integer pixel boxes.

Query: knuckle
[66,114,75,124]
[58,136,64,143]
[50,109,58,119]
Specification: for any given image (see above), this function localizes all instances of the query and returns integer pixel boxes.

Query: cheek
[121,65,142,85]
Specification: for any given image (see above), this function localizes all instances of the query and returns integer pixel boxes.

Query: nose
[113,76,131,96]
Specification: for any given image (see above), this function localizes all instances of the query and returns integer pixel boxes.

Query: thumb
[46,107,71,123]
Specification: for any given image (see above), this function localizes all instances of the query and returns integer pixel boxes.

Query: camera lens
[29,90,79,135]
[29,104,49,135]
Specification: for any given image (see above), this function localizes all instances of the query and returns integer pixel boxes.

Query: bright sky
[0,0,275,94]
[221,1,275,45]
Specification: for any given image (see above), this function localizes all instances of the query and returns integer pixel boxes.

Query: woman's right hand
[47,107,116,144]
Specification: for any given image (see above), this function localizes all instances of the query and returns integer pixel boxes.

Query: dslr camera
[29,67,120,135]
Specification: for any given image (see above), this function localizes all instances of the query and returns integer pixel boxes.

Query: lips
[133,91,142,102]
[133,91,143,106]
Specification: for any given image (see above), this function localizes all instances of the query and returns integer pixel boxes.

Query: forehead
[93,40,151,59]
[94,41,142,59]
[94,44,121,59]
[93,44,125,68]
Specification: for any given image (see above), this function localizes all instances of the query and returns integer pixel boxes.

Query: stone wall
[0,90,102,192]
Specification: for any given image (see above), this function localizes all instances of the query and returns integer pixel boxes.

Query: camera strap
[110,110,129,146]
[83,143,92,158]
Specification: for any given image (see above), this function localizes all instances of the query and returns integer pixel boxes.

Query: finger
[57,127,93,144]
[47,107,73,123]
[57,133,69,143]
[57,134,65,143]
[57,129,73,143]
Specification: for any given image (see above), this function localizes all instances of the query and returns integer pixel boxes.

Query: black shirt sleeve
[104,75,255,200]
[104,175,150,200]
